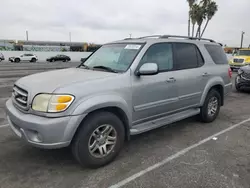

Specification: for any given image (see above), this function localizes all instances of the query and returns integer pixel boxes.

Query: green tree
[195,4,206,38]
[190,4,199,37]
[200,1,218,37]
[187,0,196,37]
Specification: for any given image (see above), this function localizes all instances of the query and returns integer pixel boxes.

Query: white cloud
[0,0,249,46]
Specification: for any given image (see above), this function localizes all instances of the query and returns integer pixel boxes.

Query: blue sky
[0,0,249,47]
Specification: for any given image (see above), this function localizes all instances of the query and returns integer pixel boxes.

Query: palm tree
[187,0,196,37]
[190,4,199,37]
[200,1,218,37]
[195,5,206,38]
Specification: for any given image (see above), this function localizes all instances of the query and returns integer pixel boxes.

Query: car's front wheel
[235,75,241,92]
[71,111,125,168]
[15,58,20,63]
[200,89,221,123]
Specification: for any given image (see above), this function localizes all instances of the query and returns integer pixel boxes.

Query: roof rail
[133,35,215,43]
[137,35,163,39]
[161,35,215,42]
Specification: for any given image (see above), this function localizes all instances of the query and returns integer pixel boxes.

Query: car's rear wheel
[15,58,20,63]
[200,89,221,123]
[71,111,125,168]
[30,58,36,63]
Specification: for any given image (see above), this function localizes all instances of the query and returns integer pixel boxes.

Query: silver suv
[5,35,232,168]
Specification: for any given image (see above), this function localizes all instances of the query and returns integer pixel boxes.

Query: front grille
[12,85,28,109]
[241,72,250,80]
[233,58,244,63]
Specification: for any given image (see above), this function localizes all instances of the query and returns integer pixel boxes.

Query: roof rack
[135,35,216,43]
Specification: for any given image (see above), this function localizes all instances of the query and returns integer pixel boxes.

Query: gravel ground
[0,63,249,188]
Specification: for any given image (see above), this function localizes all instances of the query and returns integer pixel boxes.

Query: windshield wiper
[92,65,118,73]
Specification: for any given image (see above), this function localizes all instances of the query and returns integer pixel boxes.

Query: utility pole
[129,34,132,38]
[69,32,72,42]
[26,30,29,41]
[240,31,245,48]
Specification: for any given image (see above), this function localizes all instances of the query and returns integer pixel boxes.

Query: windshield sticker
[125,45,141,50]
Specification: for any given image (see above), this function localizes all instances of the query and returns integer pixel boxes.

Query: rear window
[205,44,228,64]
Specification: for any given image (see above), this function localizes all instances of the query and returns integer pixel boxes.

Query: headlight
[238,69,244,75]
[32,94,74,112]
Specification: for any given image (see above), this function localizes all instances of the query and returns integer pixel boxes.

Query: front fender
[200,77,224,106]
[72,94,132,125]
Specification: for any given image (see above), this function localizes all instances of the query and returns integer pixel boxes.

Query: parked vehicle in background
[229,48,250,71]
[0,53,4,62]
[235,65,250,91]
[9,54,38,63]
[46,55,71,62]
[5,35,232,168]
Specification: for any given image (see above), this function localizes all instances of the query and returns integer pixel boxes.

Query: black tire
[71,111,125,168]
[15,58,20,63]
[200,89,221,123]
[235,75,241,92]
[0,59,2,62]
[31,58,36,63]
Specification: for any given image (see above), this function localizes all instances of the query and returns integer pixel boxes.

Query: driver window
[140,43,173,72]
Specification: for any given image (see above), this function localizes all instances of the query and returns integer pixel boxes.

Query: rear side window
[205,44,228,64]
[174,43,204,70]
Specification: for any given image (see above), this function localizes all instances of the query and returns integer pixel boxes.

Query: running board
[130,108,200,135]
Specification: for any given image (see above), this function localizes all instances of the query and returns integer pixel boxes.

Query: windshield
[237,50,250,56]
[82,43,143,72]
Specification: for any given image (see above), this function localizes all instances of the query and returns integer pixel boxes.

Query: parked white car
[9,54,38,63]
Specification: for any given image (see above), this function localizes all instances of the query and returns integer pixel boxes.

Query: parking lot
[0,62,250,188]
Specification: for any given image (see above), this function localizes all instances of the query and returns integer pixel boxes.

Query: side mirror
[81,57,87,63]
[137,63,159,76]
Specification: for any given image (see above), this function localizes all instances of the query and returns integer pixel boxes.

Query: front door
[132,43,179,125]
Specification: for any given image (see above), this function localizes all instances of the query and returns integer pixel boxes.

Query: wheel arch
[70,96,132,142]
[200,79,224,106]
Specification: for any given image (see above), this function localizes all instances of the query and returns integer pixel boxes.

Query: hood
[240,65,250,73]
[15,68,117,96]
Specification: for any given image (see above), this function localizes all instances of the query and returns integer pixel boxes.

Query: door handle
[166,77,176,83]
[202,72,210,77]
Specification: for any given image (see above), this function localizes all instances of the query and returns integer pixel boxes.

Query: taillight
[228,68,232,78]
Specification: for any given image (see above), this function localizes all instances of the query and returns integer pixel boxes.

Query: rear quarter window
[205,44,228,64]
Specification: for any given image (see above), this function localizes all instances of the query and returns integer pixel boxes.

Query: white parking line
[0,124,9,128]
[109,117,250,188]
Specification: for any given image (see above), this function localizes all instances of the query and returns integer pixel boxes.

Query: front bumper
[236,75,250,88]
[5,99,86,149]
[230,64,249,69]
[9,58,14,62]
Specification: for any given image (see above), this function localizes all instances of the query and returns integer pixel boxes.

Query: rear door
[22,54,30,61]
[172,42,207,109]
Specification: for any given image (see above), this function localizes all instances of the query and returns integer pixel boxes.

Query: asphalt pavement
[0,63,250,188]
